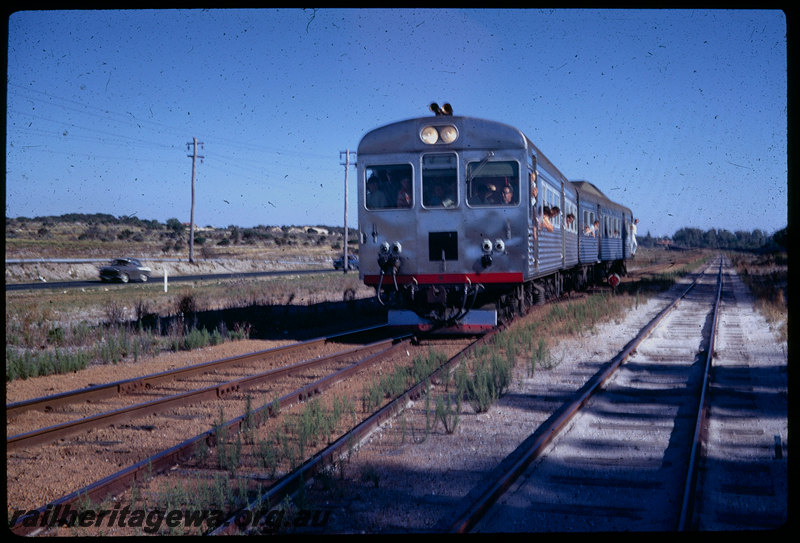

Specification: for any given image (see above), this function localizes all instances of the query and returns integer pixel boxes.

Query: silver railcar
[357,105,633,333]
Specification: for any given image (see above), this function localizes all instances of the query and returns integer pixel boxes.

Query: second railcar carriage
[357,105,632,333]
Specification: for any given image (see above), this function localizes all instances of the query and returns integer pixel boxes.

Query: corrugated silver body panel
[536,229,562,276]
[564,232,579,267]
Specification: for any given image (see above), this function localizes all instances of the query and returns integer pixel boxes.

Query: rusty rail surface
[7,336,398,451]
[6,324,387,418]
[9,334,412,536]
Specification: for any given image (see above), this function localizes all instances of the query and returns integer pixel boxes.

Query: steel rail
[6,324,387,418]
[7,336,398,451]
[449,268,709,533]
[209,328,501,535]
[9,335,413,536]
[677,258,724,530]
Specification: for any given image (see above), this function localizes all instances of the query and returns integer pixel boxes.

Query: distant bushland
[5,213,359,260]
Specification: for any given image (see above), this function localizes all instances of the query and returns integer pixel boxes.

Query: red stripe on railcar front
[363,272,523,286]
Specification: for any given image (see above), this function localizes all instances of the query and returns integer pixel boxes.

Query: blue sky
[6,8,787,237]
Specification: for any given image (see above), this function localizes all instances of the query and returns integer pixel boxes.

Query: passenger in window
[550,206,561,226]
[501,186,515,205]
[584,220,600,237]
[540,206,552,232]
[539,206,560,233]
[565,213,575,229]
[530,184,540,240]
[366,175,389,209]
[483,184,500,205]
[430,182,455,208]
[396,177,412,208]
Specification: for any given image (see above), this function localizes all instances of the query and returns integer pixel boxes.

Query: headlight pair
[420,125,458,145]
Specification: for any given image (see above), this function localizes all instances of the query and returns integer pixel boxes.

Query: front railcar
[357,112,533,332]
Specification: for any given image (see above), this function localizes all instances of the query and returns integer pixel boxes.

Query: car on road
[333,255,359,270]
[99,258,152,283]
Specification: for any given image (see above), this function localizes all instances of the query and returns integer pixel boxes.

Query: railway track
[692,259,788,530]
[7,324,481,536]
[6,326,394,450]
[457,257,786,532]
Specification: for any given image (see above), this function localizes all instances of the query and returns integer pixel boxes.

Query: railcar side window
[422,153,457,208]
[603,216,621,238]
[583,210,596,235]
[542,185,561,230]
[466,160,519,206]
[365,164,413,210]
[564,201,578,233]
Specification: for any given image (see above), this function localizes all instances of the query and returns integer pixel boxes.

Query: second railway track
[467,260,724,531]
[7,324,480,535]
[6,326,398,449]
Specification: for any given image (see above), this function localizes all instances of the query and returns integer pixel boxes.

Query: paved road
[5,268,345,291]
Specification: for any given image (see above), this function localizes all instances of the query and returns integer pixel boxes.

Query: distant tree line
[670,227,786,251]
[8,213,162,229]
[6,213,355,252]
[6,213,345,236]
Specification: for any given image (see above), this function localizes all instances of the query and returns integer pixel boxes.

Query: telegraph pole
[339,150,357,273]
[187,138,204,263]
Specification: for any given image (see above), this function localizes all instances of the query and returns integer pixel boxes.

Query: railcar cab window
[422,153,457,208]
[466,160,519,206]
[365,164,413,210]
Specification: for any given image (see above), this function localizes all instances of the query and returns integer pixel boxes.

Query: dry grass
[728,250,788,341]
[5,215,369,380]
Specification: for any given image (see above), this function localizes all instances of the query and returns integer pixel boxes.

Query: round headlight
[440,125,458,144]
[420,126,439,144]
